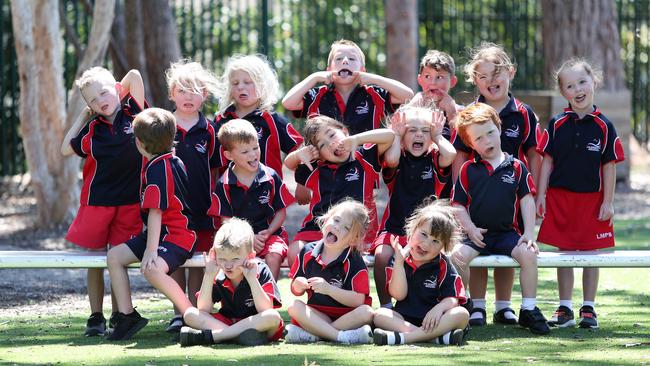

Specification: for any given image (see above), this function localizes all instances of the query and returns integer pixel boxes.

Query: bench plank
[1,250,650,269]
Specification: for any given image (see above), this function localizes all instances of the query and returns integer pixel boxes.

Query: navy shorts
[126,231,192,274]
[462,230,520,256]
[397,311,424,327]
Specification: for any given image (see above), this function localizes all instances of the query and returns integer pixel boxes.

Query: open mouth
[333,145,346,158]
[486,146,495,155]
[488,85,500,94]
[248,159,259,169]
[338,69,353,77]
[412,142,424,150]
[326,232,338,243]
[575,94,586,103]
[414,246,427,257]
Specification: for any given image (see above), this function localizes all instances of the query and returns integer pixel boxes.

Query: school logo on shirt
[442,126,450,137]
[423,275,438,289]
[245,297,255,308]
[586,139,601,152]
[421,167,433,180]
[157,246,168,253]
[123,124,134,134]
[329,276,343,289]
[345,167,360,182]
[258,190,271,204]
[504,124,519,138]
[355,101,369,115]
[501,171,516,184]
[195,139,207,154]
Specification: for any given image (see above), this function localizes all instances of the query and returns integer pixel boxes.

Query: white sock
[389,332,406,345]
[494,300,517,320]
[336,330,348,343]
[433,331,451,345]
[582,301,595,309]
[521,298,536,311]
[472,298,486,310]
[559,300,573,310]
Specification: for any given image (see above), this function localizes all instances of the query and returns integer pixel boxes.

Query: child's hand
[517,234,539,254]
[203,248,219,277]
[467,226,487,248]
[390,111,407,137]
[535,195,546,219]
[421,306,444,333]
[390,235,409,264]
[598,201,614,226]
[307,277,332,295]
[293,276,310,292]
[339,135,358,156]
[430,109,446,138]
[312,71,335,85]
[240,258,257,282]
[296,145,320,171]
[254,230,270,253]
[435,91,458,120]
[352,71,371,85]
[140,248,158,273]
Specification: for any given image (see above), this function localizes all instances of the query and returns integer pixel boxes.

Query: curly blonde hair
[554,57,603,90]
[165,59,222,101]
[214,217,254,254]
[219,54,280,113]
[463,42,516,84]
[316,199,370,251]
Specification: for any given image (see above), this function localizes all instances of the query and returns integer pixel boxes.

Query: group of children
[61,39,625,345]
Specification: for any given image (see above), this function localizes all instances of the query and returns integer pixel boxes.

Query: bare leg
[87,268,105,313]
[184,307,282,342]
[143,258,193,315]
[374,307,469,343]
[170,268,187,315]
[373,245,394,306]
[468,267,488,299]
[582,268,599,302]
[557,268,574,301]
[264,253,283,280]
[493,267,515,302]
[288,300,373,341]
[510,245,538,299]
[187,268,204,307]
[106,245,139,314]
[287,240,307,268]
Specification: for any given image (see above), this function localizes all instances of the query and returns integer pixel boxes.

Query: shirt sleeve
[272,112,304,154]
[293,87,319,118]
[537,118,556,157]
[142,161,169,211]
[602,120,625,164]
[210,279,223,304]
[288,246,307,280]
[257,261,282,308]
[271,170,296,211]
[207,119,220,169]
[451,161,471,207]
[346,254,372,306]
[294,163,311,186]
[515,160,536,198]
[70,122,92,158]
[521,105,540,153]
[437,255,467,305]
[122,92,145,117]
[360,143,381,172]
[370,85,395,115]
[208,181,234,219]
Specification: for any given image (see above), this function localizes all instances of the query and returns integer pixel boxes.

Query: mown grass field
[1,220,649,366]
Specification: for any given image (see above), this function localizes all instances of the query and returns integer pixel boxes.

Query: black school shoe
[493,307,518,325]
[105,309,149,341]
[237,328,269,346]
[468,307,486,327]
[578,306,599,329]
[518,307,550,335]
[179,326,213,347]
[84,312,106,337]
[166,315,184,333]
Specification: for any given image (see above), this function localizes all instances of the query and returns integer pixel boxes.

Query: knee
[451,250,469,270]
[514,247,537,267]
[183,306,200,324]
[287,299,305,318]
[260,309,283,328]
[106,248,121,268]
[373,307,392,321]
[356,304,374,323]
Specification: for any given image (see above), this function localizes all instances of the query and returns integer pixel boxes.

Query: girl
[455,42,542,327]
[537,58,625,329]
[165,59,221,332]
[373,201,469,345]
[215,54,303,178]
[371,105,456,309]
[285,200,374,344]
[283,115,395,267]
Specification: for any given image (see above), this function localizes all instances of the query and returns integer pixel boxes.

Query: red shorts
[211,312,284,342]
[195,230,216,252]
[257,232,289,259]
[538,187,615,250]
[66,203,142,249]
[290,304,353,326]
[368,231,407,254]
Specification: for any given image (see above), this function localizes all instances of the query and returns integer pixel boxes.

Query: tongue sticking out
[338,69,353,77]
[327,232,338,243]
[413,142,424,149]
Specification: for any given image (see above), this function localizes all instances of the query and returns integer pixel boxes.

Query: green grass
[1,219,649,365]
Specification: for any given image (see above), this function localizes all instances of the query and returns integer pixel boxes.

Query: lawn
[1,220,649,366]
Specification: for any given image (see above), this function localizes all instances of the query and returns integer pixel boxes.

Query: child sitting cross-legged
[180,218,283,346]
[373,201,469,346]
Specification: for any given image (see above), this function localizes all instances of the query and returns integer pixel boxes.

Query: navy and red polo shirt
[210,259,282,319]
[386,253,466,321]
[174,112,218,231]
[451,154,535,234]
[208,162,295,235]
[452,94,540,166]
[140,152,196,251]
[289,241,372,316]
[537,106,625,193]
[295,144,380,234]
[379,150,450,236]
[215,107,303,177]
[293,84,395,135]
[70,94,144,206]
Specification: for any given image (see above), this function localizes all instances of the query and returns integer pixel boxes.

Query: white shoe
[339,325,373,344]
[284,324,320,343]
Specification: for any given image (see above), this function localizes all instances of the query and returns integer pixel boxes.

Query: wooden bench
[1,250,650,269]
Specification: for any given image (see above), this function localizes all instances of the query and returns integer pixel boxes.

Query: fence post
[260,0,269,56]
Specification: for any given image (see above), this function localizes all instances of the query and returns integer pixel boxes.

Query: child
[450,103,550,335]
[371,106,456,308]
[180,218,283,346]
[286,200,374,344]
[283,115,395,267]
[537,59,625,329]
[373,201,469,346]
[282,39,414,136]
[209,119,295,279]
[60,67,146,336]
[454,43,542,327]
[106,108,196,341]
[164,60,222,332]
[215,54,303,177]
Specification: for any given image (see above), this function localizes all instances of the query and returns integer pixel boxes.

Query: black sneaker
[493,307,518,325]
[468,308,486,327]
[106,309,149,341]
[448,328,465,346]
[518,307,550,335]
[179,326,213,347]
[166,315,184,333]
[84,312,106,337]
[108,312,118,329]
[578,306,599,329]
[547,306,576,328]
[237,328,268,346]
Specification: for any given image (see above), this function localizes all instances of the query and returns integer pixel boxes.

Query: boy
[208,119,295,279]
[60,67,146,336]
[450,103,550,335]
[106,108,197,341]
[180,218,283,346]
[282,39,414,135]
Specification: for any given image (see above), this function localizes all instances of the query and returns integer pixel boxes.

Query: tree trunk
[541,0,625,91]
[384,0,418,91]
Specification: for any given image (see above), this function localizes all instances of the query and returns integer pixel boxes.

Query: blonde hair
[463,42,515,84]
[213,217,254,254]
[327,39,366,67]
[219,54,279,112]
[454,102,502,147]
[419,50,455,75]
[217,119,258,151]
[165,59,221,101]
[316,199,370,251]
[75,66,116,90]
[555,57,603,89]
[133,108,177,155]
[302,115,347,147]
[405,200,460,254]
